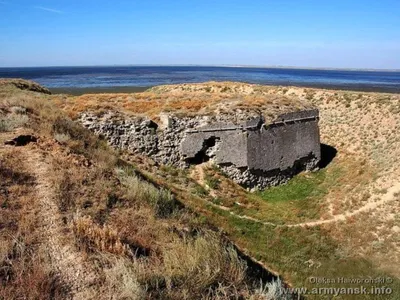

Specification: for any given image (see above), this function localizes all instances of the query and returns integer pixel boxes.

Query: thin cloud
[34,6,64,14]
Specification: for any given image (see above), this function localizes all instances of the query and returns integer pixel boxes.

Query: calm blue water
[0,66,399,92]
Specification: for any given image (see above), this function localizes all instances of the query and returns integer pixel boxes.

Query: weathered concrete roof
[64,82,315,124]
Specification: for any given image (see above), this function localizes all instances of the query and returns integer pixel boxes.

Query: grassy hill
[1,80,399,299]
[0,80,281,299]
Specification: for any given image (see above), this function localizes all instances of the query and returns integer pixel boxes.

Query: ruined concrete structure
[181,109,321,188]
[74,82,322,189]
[80,107,321,190]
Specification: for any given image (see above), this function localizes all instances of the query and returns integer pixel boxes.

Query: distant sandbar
[50,86,150,95]
[50,82,399,95]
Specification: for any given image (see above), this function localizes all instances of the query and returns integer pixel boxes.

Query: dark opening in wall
[187,136,220,165]
[147,120,158,130]
[319,144,337,168]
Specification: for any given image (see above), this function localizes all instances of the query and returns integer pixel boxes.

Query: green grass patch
[132,159,399,300]
[256,169,327,203]
[204,174,221,189]
[192,184,209,197]
[218,211,400,299]
[230,164,345,223]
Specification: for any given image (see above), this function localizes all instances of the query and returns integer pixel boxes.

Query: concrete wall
[181,109,320,173]
[181,130,248,167]
[181,109,321,189]
[247,109,320,171]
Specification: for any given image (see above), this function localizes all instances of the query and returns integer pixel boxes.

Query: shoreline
[50,82,400,95]
[2,65,400,72]
[50,86,150,95]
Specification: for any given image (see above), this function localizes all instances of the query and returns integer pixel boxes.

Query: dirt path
[21,147,96,299]
[190,162,218,198]
[204,181,400,228]
[287,183,400,227]
[188,160,400,228]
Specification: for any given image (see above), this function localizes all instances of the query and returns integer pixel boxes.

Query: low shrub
[120,171,178,218]
[102,257,144,300]
[253,277,291,300]
[163,233,247,296]
[0,114,29,132]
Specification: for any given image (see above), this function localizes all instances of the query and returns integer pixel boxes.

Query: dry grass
[0,80,271,299]
[7,79,400,298]
[92,232,253,299]
[73,216,129,256]
[59,82,313,123]
[0,113,29,132]
[119,169,178,218]
[0,150,66,299]
[253,278,290,300]
[0,253,65,300]
[162,233,247,295]
[0,78,51,94]
[102,256,144,300]
[112,83,400,298]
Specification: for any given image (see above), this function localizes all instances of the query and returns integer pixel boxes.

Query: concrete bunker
[180,109,321,189]
[77,86,322,190]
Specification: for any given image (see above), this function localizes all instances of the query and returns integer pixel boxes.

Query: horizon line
[0,64,399,72]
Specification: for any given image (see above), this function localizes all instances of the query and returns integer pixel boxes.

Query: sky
[0,0,399,69]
